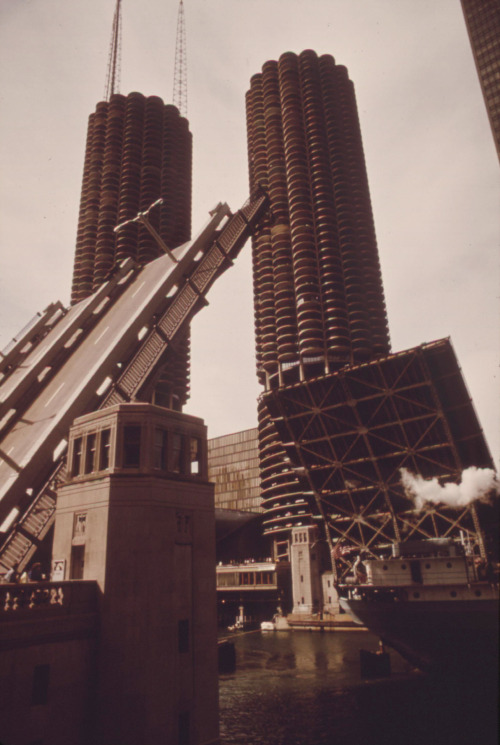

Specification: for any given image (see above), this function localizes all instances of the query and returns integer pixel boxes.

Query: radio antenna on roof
[173,0,188,117]
[104,0,123,101]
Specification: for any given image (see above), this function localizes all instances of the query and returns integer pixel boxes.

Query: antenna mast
[173,0,188,117]
[104,0,123,101]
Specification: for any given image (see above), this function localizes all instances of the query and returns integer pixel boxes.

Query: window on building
[217,572,238,587]
[31,664,50,706]
[73,512,87,541]
[153,428,168,470]
[123,425,141,468]
[239,572,255,585]
[189,437,201,475]
[171,433,184,474]
[100,428,111,470]
[178,619,190,654]
[70,544,85,580]
[71,437,83,477]
[175,511,191,538]
[84,433,96,474]
[178,711,190,745]
[256,571,275,585]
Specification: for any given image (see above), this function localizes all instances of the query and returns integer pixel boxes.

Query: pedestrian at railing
[29,562,44,581]
[3,563,19,583]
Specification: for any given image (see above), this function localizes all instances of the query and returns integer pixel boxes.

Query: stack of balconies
[70,92,192,408]
[246,50,390,543]
[72,93,191,301]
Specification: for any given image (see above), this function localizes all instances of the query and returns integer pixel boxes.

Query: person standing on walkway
[4,563,19,583]
[29,562,44,581]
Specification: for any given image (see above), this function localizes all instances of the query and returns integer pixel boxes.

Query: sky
[0,0,498,467]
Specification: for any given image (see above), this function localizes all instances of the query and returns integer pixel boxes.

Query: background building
[208,428,261,513]
[71,94,192,303]
[246,50,494,591]
[247,50,390,382]
[71,92,193,409]
[460,0,500,161]
[246,50,391,559]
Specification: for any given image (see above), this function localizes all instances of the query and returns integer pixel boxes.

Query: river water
[219,630,497,745]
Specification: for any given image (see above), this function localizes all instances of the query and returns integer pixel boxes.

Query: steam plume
[400,466,500,509]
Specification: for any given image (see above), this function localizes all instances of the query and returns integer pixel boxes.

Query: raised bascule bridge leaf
[263,338,495,575]
[0,190,269,572]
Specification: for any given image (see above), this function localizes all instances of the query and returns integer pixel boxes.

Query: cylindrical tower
[72,92,191,300]
[246,51,390,552]
[71,92,192,408]
[247,50,389,383]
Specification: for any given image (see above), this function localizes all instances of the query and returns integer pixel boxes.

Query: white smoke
[400,466,500,510]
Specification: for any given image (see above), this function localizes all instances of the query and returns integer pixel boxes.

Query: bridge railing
[0,580,99,618]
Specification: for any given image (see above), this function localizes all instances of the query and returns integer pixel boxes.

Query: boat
[336,538,499,676]
[260,621,275,631]
[227,620,244,632]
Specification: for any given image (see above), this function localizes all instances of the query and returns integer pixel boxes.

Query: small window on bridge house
[73,512,87,541]
[178,619,190,654]
[178,711,190,745]
[189,437,201,474]
[100,428,111,470]
[171,433,184,473]
[31,664,50,706]
[71,437,83,477]
[123,425,141,468]
[154,428,168,470]
[85,433,97,474]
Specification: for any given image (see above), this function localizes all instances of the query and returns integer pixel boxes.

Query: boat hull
[340,596,499,675]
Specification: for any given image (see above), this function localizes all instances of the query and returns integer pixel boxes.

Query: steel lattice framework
[263,338,494,572]
[173,0,188,118]
[104,0,123,101]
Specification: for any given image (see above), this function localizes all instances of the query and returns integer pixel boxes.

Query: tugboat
[337,538,499,675]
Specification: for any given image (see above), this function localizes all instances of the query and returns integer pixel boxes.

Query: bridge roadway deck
[0,206,229,522]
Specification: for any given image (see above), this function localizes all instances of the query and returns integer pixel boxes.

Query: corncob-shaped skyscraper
[247,50,390,385]
[71,92,192,408]
[246,50,391,553]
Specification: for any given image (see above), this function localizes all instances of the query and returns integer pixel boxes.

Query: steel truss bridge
[263,339,495,575]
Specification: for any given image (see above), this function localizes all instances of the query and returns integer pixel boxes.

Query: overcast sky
[0,0,498,467]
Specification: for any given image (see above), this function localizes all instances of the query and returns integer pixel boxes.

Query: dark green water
[219,630,497,745]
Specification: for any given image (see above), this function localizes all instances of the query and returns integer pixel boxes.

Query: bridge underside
[263,339,494,573]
